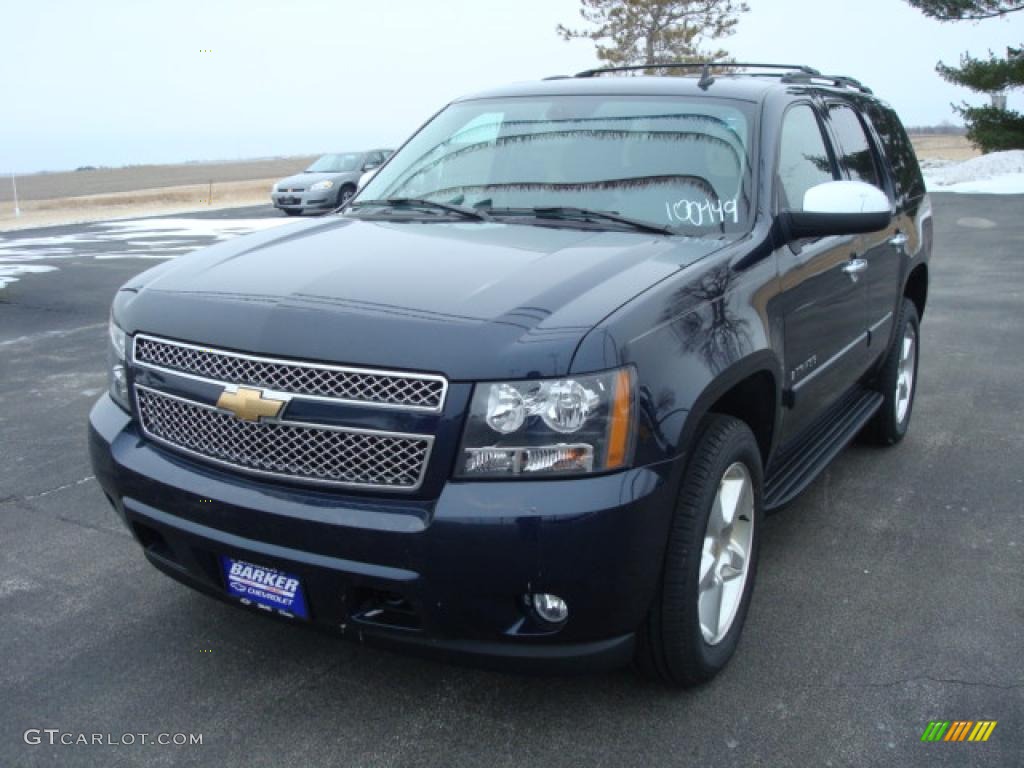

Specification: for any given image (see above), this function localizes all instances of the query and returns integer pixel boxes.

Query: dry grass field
[910,133,979,163]
[0,156,317,231]
[0,178,284,231]
[0,156,318,203]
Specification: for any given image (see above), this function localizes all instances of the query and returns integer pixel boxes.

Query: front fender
[571,243,782,467]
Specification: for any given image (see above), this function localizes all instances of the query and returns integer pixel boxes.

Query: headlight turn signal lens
[108,318,130,412]
[456,367,635,478]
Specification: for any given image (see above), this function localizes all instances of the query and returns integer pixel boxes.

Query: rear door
[775,102,870,443]
[825,102,903,356]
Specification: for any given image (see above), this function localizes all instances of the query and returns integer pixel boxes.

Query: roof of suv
[456,65,876,105]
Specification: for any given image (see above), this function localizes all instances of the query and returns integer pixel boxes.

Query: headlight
[456,368,635,478]
[310,180,335,191]
[108,318,130,412]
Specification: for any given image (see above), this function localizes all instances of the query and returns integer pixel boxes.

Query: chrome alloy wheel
[699,462,755,646]
[895,323,917,425]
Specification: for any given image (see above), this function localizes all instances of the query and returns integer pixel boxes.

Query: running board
[764,389,883,511]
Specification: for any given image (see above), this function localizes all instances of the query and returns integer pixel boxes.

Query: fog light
[531,593,569,624]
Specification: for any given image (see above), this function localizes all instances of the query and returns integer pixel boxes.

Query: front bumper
[272,191,337,212]
[88,394,679,672]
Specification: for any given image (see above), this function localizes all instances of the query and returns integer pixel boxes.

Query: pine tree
[907,1,1024,151]
[557,0,750,71]
[907,1,1023,20]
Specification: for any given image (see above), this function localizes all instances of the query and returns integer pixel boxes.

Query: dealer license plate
[220,556,309,620]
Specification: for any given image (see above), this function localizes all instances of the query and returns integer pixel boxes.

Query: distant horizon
[3,152,322,178]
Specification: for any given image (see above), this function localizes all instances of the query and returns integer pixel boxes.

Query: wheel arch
[675,352,782,468]
[904,263,928,319]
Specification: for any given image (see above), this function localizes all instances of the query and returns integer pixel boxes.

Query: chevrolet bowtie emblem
[216,386,287,422]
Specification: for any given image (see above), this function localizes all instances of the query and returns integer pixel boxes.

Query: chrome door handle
[842,258,869,280]
[889,232,909,248]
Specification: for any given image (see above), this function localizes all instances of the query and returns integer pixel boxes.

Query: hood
[276,171,359,190]
[117,217,725,380]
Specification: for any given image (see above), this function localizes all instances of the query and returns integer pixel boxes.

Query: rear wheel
[868,298,920,445]
[636,415,763,687]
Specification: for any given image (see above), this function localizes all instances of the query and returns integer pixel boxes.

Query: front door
[774,103,869,443]
[826,102,903,355]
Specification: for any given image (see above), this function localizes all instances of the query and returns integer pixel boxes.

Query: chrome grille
[134,335,446,411]
[136,387,431,490]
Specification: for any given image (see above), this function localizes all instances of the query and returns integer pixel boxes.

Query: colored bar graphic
[968,722,997,742]
[945,721,973,741]
[921,720,997,743]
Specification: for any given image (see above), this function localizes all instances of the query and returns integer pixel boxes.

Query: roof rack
[574,62,821,78]
[779,72,874,94]
[569,61,874,94]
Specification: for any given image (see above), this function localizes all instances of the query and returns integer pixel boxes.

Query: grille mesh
[136,388,430,489]
[134,336,445,409]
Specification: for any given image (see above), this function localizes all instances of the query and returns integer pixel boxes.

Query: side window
[866,105,926,202]
[828,104,882,188]
[777,104,836,211]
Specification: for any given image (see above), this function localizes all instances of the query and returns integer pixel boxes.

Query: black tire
[868,298,920,445]
[635,414,764,687]
[283,209,302,217]
[336,185,356,208]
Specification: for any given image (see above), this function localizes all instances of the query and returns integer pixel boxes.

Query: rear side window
[777,104,835,211]
[828,104,882,188]
[866,104,926,202]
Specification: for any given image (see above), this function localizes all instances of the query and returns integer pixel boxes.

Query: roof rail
[779,72,874,94]
[565,61,875,95]
[574,62,821,78]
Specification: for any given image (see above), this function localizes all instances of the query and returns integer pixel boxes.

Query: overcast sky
[2,0,1022,173]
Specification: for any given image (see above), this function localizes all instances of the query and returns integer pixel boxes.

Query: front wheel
[868,298,920,445]
[336,185,356,208]
[636,414,763,687]
[282,209,302,217]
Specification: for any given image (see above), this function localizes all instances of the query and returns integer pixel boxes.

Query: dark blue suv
[89,63,932,686]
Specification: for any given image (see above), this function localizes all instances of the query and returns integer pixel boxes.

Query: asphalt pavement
[0,198,1021,767]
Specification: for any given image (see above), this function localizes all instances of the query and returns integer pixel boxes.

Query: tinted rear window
[865,104,926,202]
[828,104,883,189]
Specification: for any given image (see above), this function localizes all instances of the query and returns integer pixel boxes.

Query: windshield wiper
[487,206,672,235]
[350,198,491,221]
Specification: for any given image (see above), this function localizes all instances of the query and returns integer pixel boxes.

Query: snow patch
[0,264,58,289]
[100,218,290,238]
[0,216,293,287]
[923,150,1024,195]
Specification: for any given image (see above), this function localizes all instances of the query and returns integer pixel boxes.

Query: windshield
[357,95,755,235]
[306,153,361,173]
